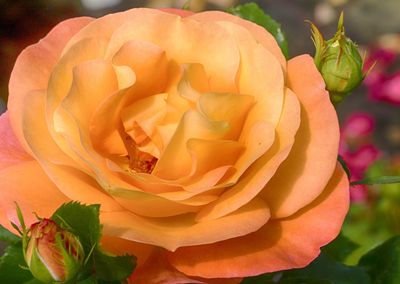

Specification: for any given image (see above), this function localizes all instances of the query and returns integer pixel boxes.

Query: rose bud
[24,219,84,283]
[310,12,365,104]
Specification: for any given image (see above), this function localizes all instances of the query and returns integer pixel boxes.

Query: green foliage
[351,176,400,186]
[322,233,359,262]
[359,236,400,284]
[23,279,46,284]
[227,2,289,58]
[0,202,135,283]
[0,242,34,283]
[342,159,400,265]
[337,155,351,180]
[241,253,371,284]
[309,12,365,104]
[0,225,20,244]
[94,250,136,281]
[50,202,136,282]
[51,202,101,255]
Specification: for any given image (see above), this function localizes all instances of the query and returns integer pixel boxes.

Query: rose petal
[168,164,349,278]
[104,9,240,93]
[101,197,270,251]
[56,59,127,156]
[160,8,194,18]
[22,90,122,212]
[112,39,169,97]
[189,11,286,72]
[153,110,230,180]
[130,250,241,284]
[0,112,32,170]
[196,88,300,221]
[129,252,203,284]
[198,92,255,140]
[0,161,70,233]
[262,55,340,218]
[121,93,168,158]
[101,235,155,266]
[109,188,200,217]
[8,17,93,154]
[186,139,244,180]
[216,21,284,128]
[46,37,108,130]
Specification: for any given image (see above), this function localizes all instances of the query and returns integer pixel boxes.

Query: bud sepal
[24,219,84,283]
[309,12,366,104]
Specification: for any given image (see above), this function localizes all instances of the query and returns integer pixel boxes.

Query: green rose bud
[309,12,365,104]
[24,219,84,283]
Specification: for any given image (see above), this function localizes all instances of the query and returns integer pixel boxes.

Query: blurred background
[1,0,399,264]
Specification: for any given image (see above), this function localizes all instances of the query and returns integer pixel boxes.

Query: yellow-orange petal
[198,92,255,140]
[153,110,230,180]
[160,8,194,18]
[101,235,155,266]
[262,55,340,218]
[101,197,270,251]
[54,59,126,159]
[46,37,108,131]
[129,252,203,284]
[186,139,244,179]
[109,187,200,217]
[0,161,70,233]
[0,112,32,170]
[196,88,300,221]
[216,20,284,128]
[104,9,240,93]
[130,250,242,284]
[112,39,169,97]
[8,17,93,154]
[22,90,122,212]
[188,11,286,72]
[168,164,349,278]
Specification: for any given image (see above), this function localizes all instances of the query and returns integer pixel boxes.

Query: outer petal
[101,197,270,251]
[22,90,122,212]
[128,251,241,284]
[262,54,340,218]
[0,161,70,233]
[188,11,286,72]
[104,9,240,93]
[8,17,93,154]
[168,164,349,278]
[101,237,241,283]
[160,8,194,18]
[0,112,32,170]
[101,236,155,266]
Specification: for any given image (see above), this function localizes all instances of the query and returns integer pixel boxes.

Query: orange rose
[0,8,349,283]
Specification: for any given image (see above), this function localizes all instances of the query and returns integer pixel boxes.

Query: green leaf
[337,155,351,180]
[0,225,20,244]
[227,3,289,58]
[351,176,400,186]
[241,253,371,284]
[51,202,101,254]
[76,275,97,284]
[0,242,34,283]
[23,279,46,284]
[359,236,400,284]
[93,250,136,281]
[322,233,359,262]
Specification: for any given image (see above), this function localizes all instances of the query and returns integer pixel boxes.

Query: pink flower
[364,48,400,104]
[341,112,375,143]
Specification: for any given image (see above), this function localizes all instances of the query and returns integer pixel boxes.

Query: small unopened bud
[309,12,365,104]
[25,219,84,283]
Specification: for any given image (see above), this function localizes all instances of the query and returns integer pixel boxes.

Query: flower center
[125,137,158,174]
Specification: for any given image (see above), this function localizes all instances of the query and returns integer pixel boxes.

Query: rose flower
[0,8,349,283]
